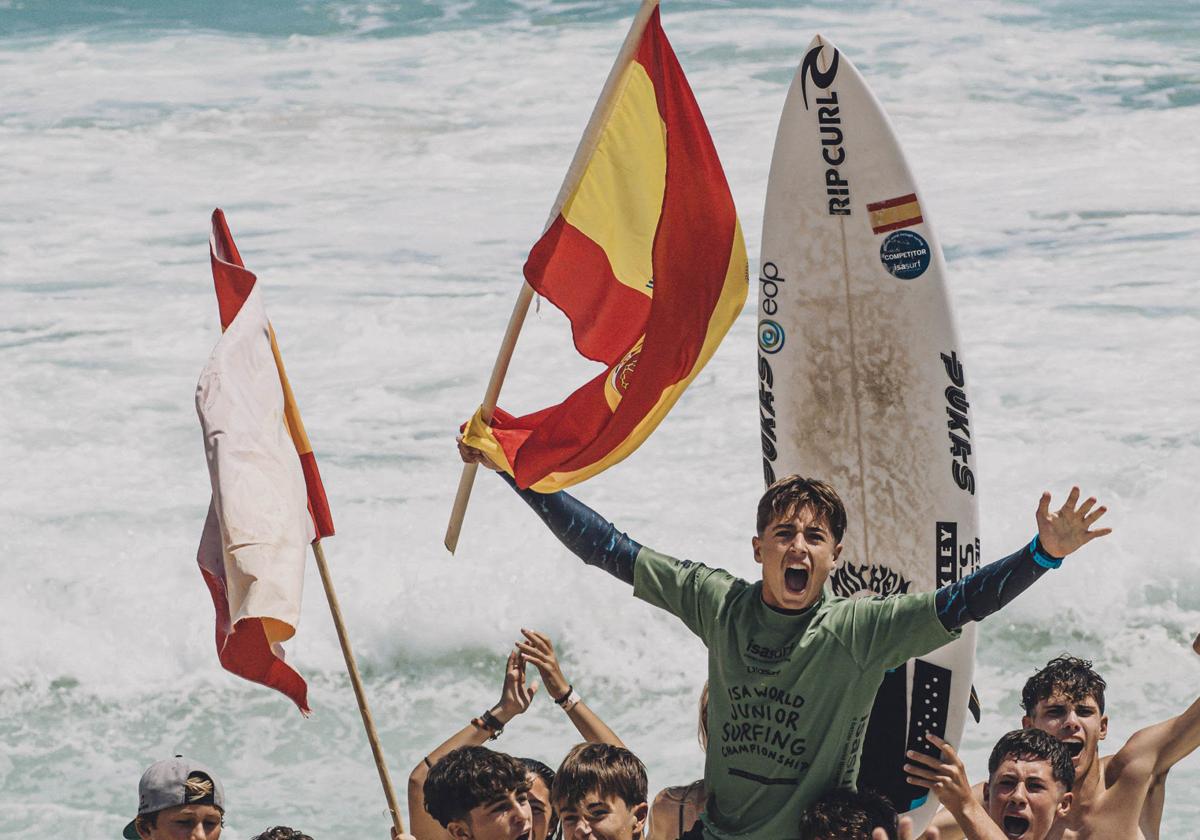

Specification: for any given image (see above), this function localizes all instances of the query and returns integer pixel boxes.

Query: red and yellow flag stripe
[464,9,748,492]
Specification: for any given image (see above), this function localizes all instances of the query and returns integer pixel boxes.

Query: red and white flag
[195,209,334,713]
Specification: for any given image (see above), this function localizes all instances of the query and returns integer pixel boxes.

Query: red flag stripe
[866,192,918,212]
[525,215,652,365]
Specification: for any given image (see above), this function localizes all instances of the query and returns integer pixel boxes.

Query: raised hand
[515,628,571,700]
[904,734,974,816]
[494,648,538,723]
[1035,486,1111,559]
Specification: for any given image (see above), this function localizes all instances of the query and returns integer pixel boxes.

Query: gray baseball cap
[122,756,225,839]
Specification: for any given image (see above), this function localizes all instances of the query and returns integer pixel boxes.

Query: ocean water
[1,0,1198,836]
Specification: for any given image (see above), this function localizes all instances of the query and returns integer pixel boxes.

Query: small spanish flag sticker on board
[867,193,923,235]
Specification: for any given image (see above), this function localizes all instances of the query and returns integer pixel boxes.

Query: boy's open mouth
[784,567,809,594]
[1063,740,1084,758]
[1002,816,1030,838]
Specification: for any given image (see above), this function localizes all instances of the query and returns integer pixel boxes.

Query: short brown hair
[988,728,1075,790]
[552,743,647,811]
[798,787,897,839]
[424,746,531,827]
[757,475,847,540]
[1021,655,1106,715]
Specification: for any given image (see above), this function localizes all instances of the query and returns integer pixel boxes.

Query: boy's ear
[752,535,762,565]
[1020,714,1032,729]
[832,542,843,563]
[632,800,650,836]
[447,819,473,840]
[1057,791,1073,817]
[1098,714,1108,741]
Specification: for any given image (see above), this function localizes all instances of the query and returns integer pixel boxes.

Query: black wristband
[552,684,574,706]
[473,710,504,739]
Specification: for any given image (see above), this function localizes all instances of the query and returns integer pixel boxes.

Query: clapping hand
[494,648,538,723]
[515,628,571,701]
[1035,486,1111,559]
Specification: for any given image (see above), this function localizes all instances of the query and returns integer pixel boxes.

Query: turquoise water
[1,0,1197,836]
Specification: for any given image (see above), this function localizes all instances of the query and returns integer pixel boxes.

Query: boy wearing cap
[124,756,224,839]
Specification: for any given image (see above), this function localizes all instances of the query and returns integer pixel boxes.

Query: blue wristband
[1029,535,1063,569]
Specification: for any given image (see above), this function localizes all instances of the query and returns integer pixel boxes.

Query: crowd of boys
[124,444,1199,839]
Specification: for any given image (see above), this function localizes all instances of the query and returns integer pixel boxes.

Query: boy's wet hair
[757,475,847,540]
[424,746,531,827]
[250,828,314,840]
[1021,654,1107,714]
[987,728,1075,790]
[521,758,561,840]
[521,756,556,788]
[552,743,647,811]
[797,787,898,840]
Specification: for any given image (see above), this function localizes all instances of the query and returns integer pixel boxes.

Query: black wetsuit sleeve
[497,472,642,585]
[935,535,1063,631]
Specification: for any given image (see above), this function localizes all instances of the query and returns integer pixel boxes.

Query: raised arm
[407,649,537,840]
[516,628,626,747]
[458,437,642,584]
[935,487,1110,631]
[1110,640,1200,780]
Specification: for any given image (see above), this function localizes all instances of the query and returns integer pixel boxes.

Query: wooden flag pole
[443,0,662,553]
[311,540,406,836]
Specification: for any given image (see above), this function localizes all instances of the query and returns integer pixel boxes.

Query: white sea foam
[1,1,1197,835]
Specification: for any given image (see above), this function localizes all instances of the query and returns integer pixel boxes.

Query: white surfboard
[757,35,979,829]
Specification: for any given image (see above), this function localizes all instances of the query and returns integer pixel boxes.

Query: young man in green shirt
[458,439,1110,840]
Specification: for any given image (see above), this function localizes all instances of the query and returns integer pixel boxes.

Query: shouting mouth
[1063,740,1084,759]
[784,567,810,594]
[1002,816,1031,838]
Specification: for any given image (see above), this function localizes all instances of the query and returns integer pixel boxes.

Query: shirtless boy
[908,730,1073,840]
[923,654,1200,840]
[460,437,1110,840]
[423,746,534,840]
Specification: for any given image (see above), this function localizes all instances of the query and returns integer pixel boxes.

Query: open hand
[1035,486,1111,559]
[904,734,973,815]
[494,648,538,722]
[457,434,501,471]
[515,628,571,700]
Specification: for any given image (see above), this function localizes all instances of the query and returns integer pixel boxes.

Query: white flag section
[196,282,314,706]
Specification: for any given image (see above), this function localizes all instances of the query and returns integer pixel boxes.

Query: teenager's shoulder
[636,546,750,589]
[818,590,938,617]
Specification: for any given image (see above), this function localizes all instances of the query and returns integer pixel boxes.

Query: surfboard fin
[968,684,981,723]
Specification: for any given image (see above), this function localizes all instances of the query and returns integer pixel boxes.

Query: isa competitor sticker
[880,230,931,280]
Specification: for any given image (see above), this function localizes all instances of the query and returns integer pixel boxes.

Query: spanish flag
[194,209,335,713]
[463,8,747,492]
